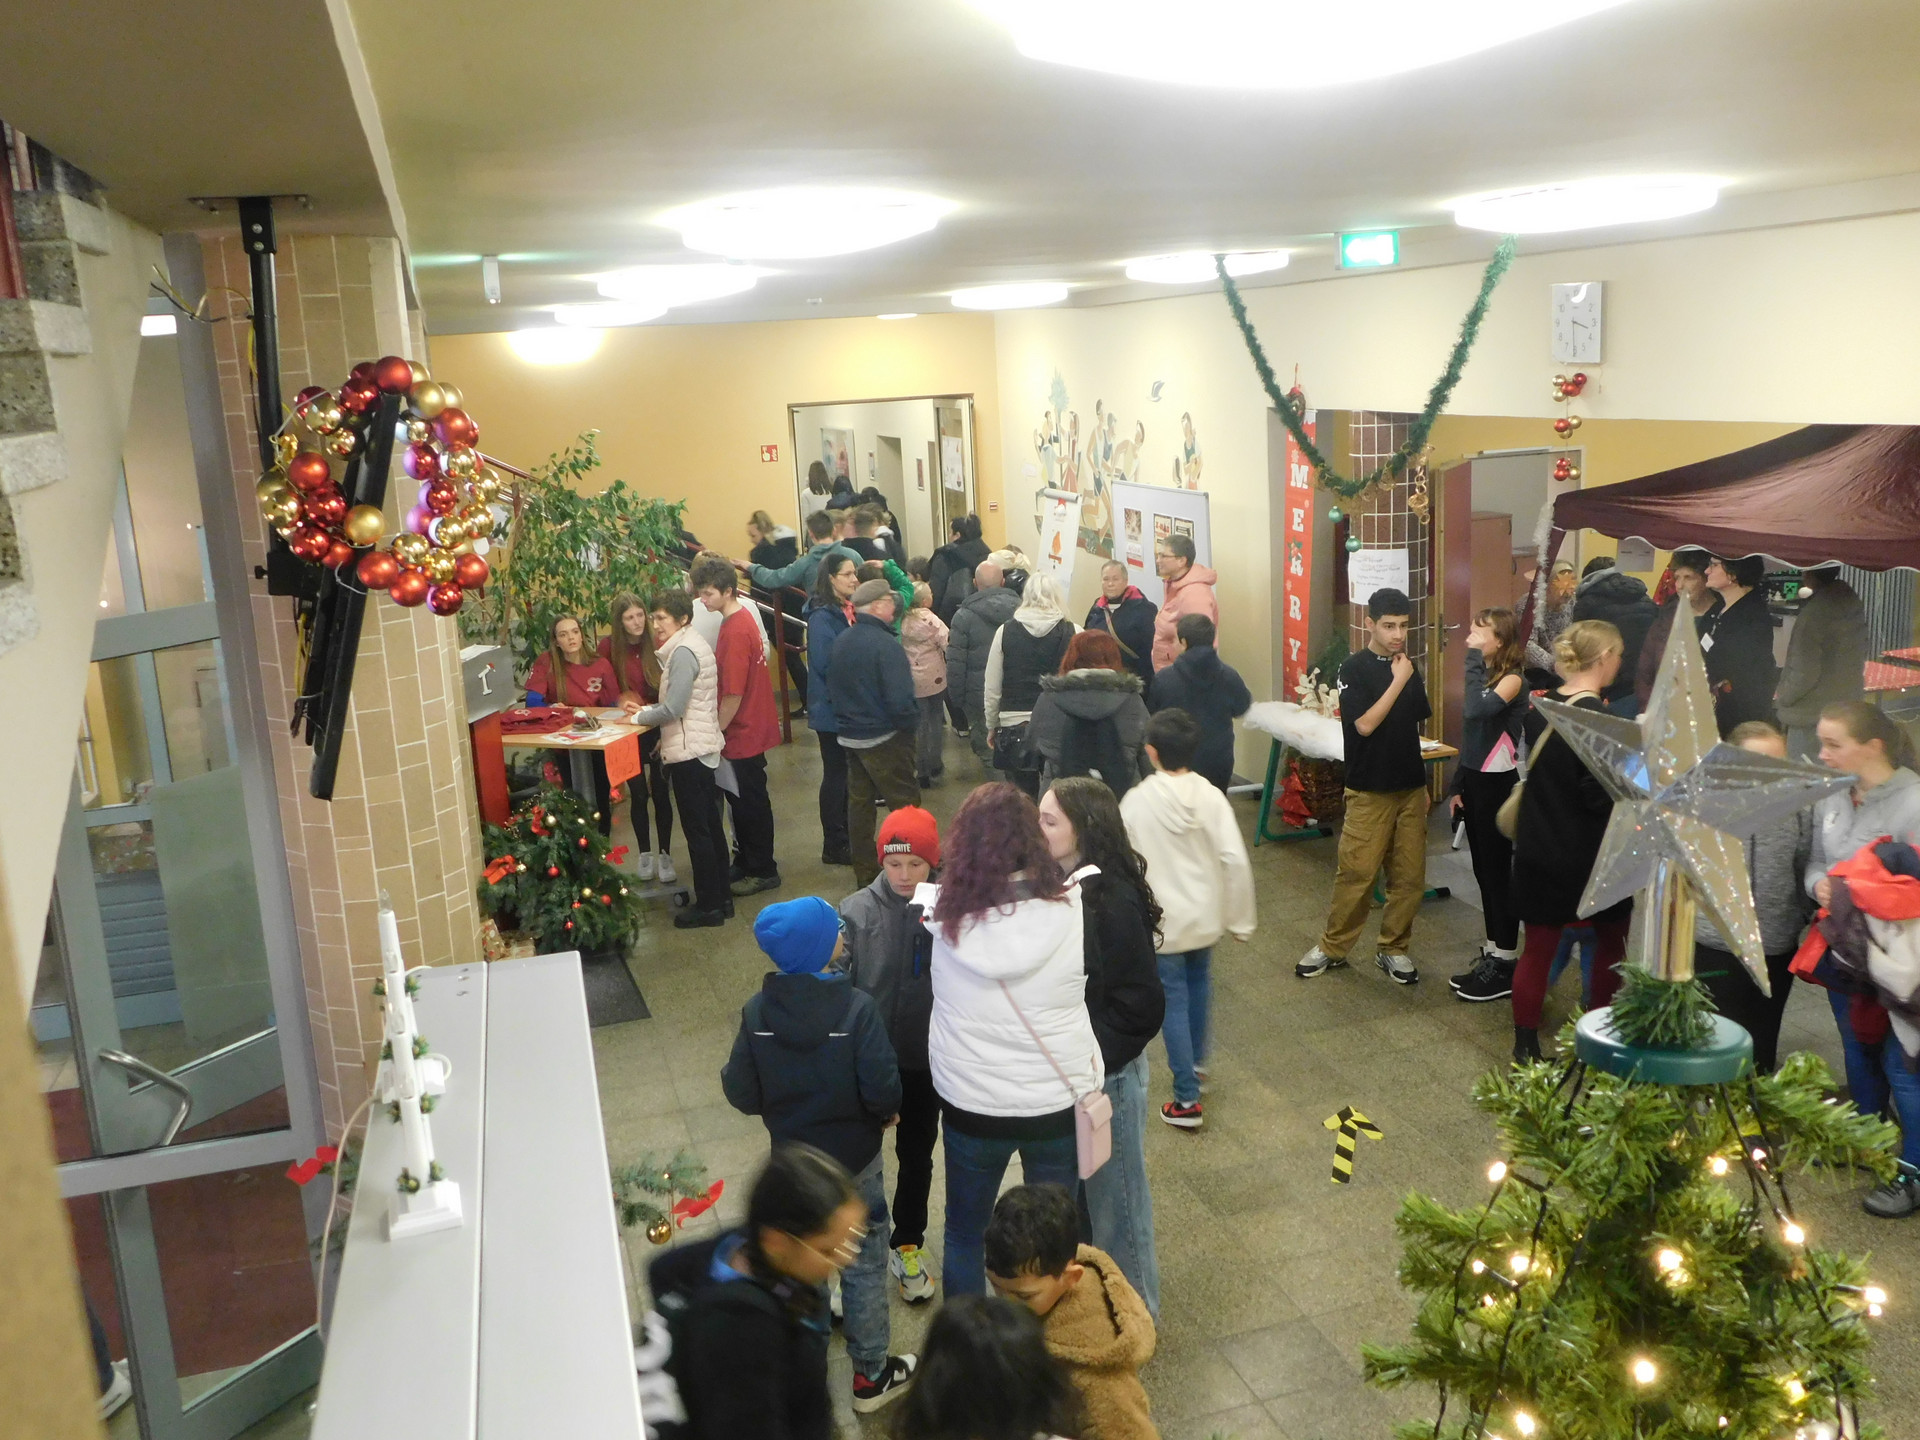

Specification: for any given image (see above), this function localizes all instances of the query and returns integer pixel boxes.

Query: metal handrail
[98,1049,194,1146]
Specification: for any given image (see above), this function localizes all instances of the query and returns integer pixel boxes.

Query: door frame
[785,393,980,552]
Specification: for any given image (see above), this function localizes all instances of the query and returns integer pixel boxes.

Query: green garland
[1214,235,1518,501]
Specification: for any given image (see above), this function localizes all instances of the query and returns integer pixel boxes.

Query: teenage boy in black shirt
[1297,588,1432,986]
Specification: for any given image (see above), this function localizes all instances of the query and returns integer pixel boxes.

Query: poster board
[1038,492,1078,588]
[1107,481,1212,608]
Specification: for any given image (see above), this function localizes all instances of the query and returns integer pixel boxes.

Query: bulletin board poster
[1039,493,1078,588]
[1108,480,1212,608]
[1281,411,1317,697]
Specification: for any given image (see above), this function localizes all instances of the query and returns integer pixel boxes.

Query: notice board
[1108,480,1212,608]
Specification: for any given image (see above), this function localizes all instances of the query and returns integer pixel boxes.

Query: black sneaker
[674,908,725,929]
[1863,1170,1918,1219]
[1452,954,1515,1003]
[850,1355,918,1414]
[821,846,853,866]
[1512,1026,1543,1064]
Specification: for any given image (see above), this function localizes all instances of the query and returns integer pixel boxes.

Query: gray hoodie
[947,584,1020,720]
[1776,579,1869,726]
[1695,807,1813,956]
[1805,767,1920,898]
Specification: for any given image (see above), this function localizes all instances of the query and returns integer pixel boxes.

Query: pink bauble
[406,504,434,536]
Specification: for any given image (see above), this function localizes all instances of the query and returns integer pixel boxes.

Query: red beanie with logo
[877,806,940,867]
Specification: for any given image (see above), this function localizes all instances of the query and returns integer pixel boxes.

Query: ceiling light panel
[662,187,953,260]
[951,283,1069,310]
[553,301,667,327]
[594,263,766,309]
[1451,175,1722,233]
[1125,250,1289,284]
[966,0,1643,88]
[508,328,606,364]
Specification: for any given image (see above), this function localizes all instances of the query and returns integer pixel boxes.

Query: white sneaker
[636,852,656,881]
[890,1243,937,1303]
[1377,951,1420,985]
[830,1272,844,1320]
[99,1359,132,1420]
[656,853,677,885]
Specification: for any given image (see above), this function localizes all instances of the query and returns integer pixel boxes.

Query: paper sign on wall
[1281,411,1318,696]
[1348,549,1411,606]
[1039,494,1078,587]
[941,435,966,491]
[1616,537,1656,572]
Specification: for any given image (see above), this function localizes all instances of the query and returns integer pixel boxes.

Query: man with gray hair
[825,579,923,886]
[947,558,1021,768]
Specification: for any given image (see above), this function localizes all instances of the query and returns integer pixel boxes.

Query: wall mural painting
[1031,371,1172,560]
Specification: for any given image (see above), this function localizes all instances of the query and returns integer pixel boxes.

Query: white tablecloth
[1241,702,1344,762]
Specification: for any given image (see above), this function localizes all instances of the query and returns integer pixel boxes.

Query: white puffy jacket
[917,874,1105,1119]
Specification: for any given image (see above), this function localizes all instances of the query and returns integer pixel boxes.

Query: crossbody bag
[997,981,1111,1179]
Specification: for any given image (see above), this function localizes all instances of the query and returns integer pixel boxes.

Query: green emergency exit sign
[1338,231,1400,269]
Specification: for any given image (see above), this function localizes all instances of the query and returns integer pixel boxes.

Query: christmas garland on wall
[1214,235,1518,502]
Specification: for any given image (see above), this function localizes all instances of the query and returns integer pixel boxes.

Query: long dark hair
[890,1295,1084,1440]
[1474,606,1523,683]
[934,783,1066,943]
[1821,699,1920,772]
[1047,777,1163,946]
[743,1144,856,1313]
[607,592,660,692]
[810,552,855,611]
[542,613,590,705]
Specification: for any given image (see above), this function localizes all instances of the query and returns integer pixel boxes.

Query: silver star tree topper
[1533,602,1849,991]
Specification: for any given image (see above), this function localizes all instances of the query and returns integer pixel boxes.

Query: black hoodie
[1147,645,1254,791]
[1028,668,1152,797]
[1078,871,1166,1070]
[721,973,902,1173]
[1570,568,1659,701]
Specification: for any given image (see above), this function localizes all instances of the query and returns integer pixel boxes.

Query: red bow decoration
[529,804,549,837]
[483,855,517,883]
[287,1145,340,1186]
[672,1179,725,1226]
[606,845,629,866]
[542,761,564,787]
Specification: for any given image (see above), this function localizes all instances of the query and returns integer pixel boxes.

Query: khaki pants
[1320,786,1429,958]
[846,732,922,887]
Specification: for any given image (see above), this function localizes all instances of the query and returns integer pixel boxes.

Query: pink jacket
[901,609,950,698]
[1152,563,1219,671]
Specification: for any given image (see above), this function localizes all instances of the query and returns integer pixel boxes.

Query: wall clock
[1551,281,1603,364]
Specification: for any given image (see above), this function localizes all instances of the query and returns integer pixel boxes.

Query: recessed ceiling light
[553,301,666,328]
[1125,251,1289,284]
[594,263,766,309]
[508,328,605,365]
[877,313,919,320]
[965,0,1643,88]
[140,313,178,336]
[663,187,953,260]
[1451,175,1722,233]
[951,283,1069,311]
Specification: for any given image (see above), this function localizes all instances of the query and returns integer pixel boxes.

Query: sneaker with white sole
[1295,945,1348,979]
[1450,953,1513,1003]
[830,1271,843,1321]
[1161,1099,1204,1129]
[1376,952,1420,985]
[851,1355,918,1413]
[636,852,656,881]
[890,1243,936,1303]
[99,1360,132,1420]
[656,852,677,885]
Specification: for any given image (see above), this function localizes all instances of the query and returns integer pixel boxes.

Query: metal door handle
[99,1050,193,1146]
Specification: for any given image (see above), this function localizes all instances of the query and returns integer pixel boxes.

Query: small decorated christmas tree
[479,782,643,953]
[612,1149,717,1245]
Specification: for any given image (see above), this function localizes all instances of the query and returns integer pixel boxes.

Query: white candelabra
[374,893,462,1239]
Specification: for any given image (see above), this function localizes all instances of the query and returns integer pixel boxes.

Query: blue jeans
[1827,989,1920,1171]
[1158,949,1212,1105]
[841,1153,892,1379]
[1082,1053,1159,1321]
[942,1125,1079,1297]
[1547,925,1598,1001]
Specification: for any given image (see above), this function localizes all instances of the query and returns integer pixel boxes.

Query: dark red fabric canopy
[1552,425,1920,572]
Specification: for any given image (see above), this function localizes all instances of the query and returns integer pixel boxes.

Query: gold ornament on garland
[646,1217,672,1245]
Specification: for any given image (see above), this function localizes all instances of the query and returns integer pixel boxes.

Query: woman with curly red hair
[924,782,1103,1297]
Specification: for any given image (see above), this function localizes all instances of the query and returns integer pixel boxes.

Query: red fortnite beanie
[877,806,940,867]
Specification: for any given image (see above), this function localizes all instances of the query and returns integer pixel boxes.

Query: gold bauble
[343,504,387,546]
[272,432,299,466]
[257,477,292,507]
[1565,414,1583,431]
[430,516,468,549]
[423,549,457,583]
[646,1217,672,1245]
[326,431,359,457]
[313,404,345,434]
[445,448,479,479]
[274,521,297,540]
[268,495,303,528]
[438,383,464,411]
[472,474,501,504]
[411,382,448,419]
[408,360,430,387]
[460,504,495,537]
[392,533,430,566]
[405,419,429,443]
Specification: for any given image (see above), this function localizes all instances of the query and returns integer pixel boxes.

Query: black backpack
[1055,713,1138,798]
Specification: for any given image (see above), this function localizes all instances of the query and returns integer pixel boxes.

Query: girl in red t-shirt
[525,614,620,833]
[601,594,676,883]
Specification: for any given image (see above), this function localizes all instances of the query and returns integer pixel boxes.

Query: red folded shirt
[500,705,574,735]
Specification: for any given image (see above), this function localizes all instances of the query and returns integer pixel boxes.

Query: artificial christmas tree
[480,781,644,955]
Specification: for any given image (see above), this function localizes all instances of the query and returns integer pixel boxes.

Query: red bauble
[288,452,332,491]
[406,504,434,536]
[423,480,459,515]
[433,407,478,447]
[427,582,465,616]
[547,866,559,877]
[337,382,378,415]
[350,361,378,383]
[600,895,611,905]
[356,550,401,589]
[1552,417,1574,436]
[388,568,431,607]
[578,837,589,849]
[404,441,441,482]
[293,384,328,412]
[453,553,490,589]
[306,490,348,526]
[374,355,415,393]
[323,539,357,570]
[287,525,331,561]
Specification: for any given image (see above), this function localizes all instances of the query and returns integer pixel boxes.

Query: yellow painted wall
[426,313,1005,557]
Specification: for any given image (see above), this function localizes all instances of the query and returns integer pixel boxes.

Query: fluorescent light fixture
[965,0,1643,88]
[951,282,1069,311]
[140,313,178,336]
[507,328,605,365]
[553,301,666,328]
[482,255,502,304]
[1125,250,1289,284]
[876,312,919,320]
[594,263,765,309]
[1452,175,1721,233]
[663,187,953,260]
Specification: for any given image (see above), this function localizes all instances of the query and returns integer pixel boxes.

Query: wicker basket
[1292,757,1347,825]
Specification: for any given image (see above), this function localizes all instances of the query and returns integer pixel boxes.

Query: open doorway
[787,395,978,558]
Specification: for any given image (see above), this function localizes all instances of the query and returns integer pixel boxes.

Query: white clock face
[1552,281,1603,364]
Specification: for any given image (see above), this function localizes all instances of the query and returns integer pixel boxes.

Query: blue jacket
[1148,644,1252,791]
[805,603,851,734]
[825,613,920,741]
[750,539,860,595]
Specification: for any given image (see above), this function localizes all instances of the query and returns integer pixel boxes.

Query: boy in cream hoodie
[1121,708,1256,1130]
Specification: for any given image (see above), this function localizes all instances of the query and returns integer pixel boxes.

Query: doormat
[580,948,651,1026]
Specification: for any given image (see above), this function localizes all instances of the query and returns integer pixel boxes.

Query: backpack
[1056,712,1138,798]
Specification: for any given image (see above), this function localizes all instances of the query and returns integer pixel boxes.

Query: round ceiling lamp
[1451,175,1722,233]
[507,328,605,365]
[964,0,1643,88]
[951,283,1070,311]
[553,301,667,328]
[662,187,954,260]
[593,263,766,309]
[1125,250,1289,284]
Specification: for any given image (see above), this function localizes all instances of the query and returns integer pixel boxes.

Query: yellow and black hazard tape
[1324,1105,1384,1183]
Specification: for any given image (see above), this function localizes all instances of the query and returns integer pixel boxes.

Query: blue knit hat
[753,896,842,976]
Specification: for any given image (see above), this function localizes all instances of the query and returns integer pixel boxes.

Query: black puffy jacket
[1078,871,1166,1071]
[1147,645,1253,792]
[1570,569,1659,701]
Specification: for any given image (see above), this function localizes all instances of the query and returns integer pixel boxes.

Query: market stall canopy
[1552,425,1920,572]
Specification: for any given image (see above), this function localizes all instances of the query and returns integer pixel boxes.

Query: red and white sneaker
[1161,1099,1204,1130]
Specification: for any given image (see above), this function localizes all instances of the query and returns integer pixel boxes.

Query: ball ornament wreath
[252,357,502,617]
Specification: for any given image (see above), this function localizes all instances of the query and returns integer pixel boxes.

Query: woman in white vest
[625,590,731,928]
[914,781,1102,1296]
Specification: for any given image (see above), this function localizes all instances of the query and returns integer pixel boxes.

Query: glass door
[39,280,326,1438]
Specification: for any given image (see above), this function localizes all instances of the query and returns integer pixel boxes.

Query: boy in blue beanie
[721,896,914,1411]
